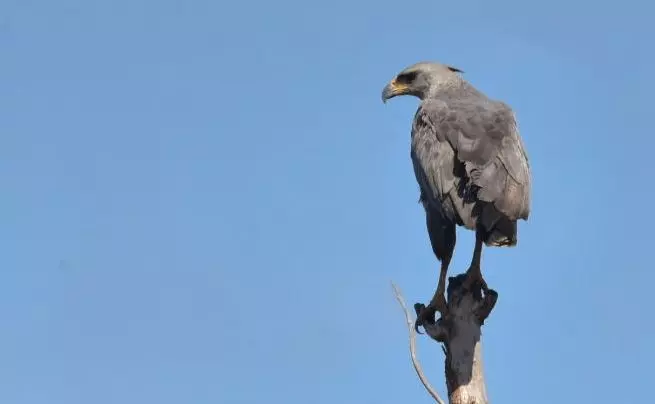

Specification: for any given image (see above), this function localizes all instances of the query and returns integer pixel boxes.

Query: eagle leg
[414,259,450,333]
[463,230,489,293]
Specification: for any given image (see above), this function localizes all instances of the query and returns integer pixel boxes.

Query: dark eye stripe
[396,71,417,84]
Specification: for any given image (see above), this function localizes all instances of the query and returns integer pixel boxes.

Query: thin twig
[391,282,446,404]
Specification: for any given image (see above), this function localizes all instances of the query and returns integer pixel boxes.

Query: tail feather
[479,203,518,247]
[485,220,517,246]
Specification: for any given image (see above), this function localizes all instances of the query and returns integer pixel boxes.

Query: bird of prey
[381,62,531,330]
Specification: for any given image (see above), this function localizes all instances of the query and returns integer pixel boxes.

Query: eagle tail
[478,203,518,247]
[484,220,517,247]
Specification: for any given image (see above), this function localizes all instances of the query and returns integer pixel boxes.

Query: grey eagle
[381,62,531,331]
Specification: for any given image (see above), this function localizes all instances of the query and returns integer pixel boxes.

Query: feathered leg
[415,207,455,332]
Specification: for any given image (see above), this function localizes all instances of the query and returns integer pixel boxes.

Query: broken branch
[391,282,446,404]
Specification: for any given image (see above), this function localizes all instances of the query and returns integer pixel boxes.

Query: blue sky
[2,0,654,402]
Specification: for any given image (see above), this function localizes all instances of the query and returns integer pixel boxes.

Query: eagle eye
[396,71,417,84]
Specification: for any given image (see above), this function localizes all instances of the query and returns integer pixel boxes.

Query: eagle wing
[411,98,531,221]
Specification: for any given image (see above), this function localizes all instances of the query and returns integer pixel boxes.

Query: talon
[413,303,425,333]
[413,297,447,334]
[431,293,448,316]
[480,278,489,293]
[463,266,488,293]
[414,304,436,334]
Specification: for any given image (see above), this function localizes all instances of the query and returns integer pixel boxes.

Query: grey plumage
[412,88,531,245]
[382,61,531,330]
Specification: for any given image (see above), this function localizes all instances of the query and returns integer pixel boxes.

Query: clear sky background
[2,0,654,403]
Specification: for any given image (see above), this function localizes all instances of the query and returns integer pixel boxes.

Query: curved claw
[414,320,424,334]
[463,266,488,294]
[413,303,425,334]
[413,303,436,334]
[480,280,489,294]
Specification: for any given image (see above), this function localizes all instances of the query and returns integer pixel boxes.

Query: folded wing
[412,98,531,222]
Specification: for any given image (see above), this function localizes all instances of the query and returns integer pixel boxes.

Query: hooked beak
[381,79,409,103]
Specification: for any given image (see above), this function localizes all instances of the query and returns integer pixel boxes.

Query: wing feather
[410,105,456,209]
[413,98,531,221]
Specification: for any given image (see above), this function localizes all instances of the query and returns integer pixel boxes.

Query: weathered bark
[393,273,497,404]
[416,273,497,404]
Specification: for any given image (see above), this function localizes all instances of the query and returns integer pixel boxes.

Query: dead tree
[392,273,498,404]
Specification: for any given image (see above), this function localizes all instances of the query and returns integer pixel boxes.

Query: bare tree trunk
[393,273,497,404]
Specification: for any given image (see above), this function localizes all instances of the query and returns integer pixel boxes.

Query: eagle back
[410,97,531,222]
